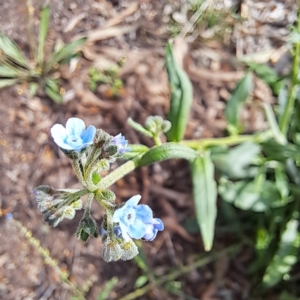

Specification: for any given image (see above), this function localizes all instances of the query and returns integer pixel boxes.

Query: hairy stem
[99,155,142,189]
[279,8,300,136]
[153,135,162,146]
[180,130,272,150]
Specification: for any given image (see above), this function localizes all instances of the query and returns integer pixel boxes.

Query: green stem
[153,135,162,146]
[279,8,300,136]
[72,160,85,183]
[84,193,94,215]
[180,130,272,150]
[99,131,272,189]
[99,155,142,189]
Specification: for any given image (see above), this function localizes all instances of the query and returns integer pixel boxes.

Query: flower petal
[119,223,131,241]
[56,141,77,150]
[128,219,147,239]
[135,205,153,222]
[143,226,158,241]
[81,125,96,144]
[50,124,67,143]
[112,206,125,223]
[66,118,85,136]
[126,195,141,208]
[152,218,164,231]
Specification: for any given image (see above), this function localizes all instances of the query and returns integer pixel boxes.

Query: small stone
[69,2,77,10]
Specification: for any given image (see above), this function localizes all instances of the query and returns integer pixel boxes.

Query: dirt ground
[0,0,298,299]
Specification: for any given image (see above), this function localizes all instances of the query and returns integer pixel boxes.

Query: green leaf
[122,144,149,160]
[37,5,50,65]
[135,275,148,288]
[225,72,253,129]
[190,152,217,251]
[97,277,118,300]
[211,142,260,179]
[0,34,30,68]
[263,103,286,145]
[275,167,289,201]
[127,118,153,138]
[248,62,283,95]
[263,218,300,287]
[262,140,300,162]
[0,78,18,88]
[44,79,63,103]
[139,143,198,166]
[219,177,290,212]
[165,43,193,142]
[29,82,39,96]
[45,37,86,73]
[278,83,288,121]
[0,63,26,78]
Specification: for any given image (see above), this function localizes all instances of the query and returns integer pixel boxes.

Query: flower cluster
[33,117,164,262]
[112,195,164,241]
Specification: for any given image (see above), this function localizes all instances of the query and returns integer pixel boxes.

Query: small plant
[0,5,85,103]
[32,8,300,297]
[88,64,124,99]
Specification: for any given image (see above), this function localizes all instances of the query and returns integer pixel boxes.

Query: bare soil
[0,0,297,299]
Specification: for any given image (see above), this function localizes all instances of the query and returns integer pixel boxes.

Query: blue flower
[111,134,130,154]
[51,118,96,152]
[112,195,164,241]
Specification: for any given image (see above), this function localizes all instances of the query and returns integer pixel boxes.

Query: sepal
[33,185,83,227]
[95,189,116,209]
[101,233,139,262]
[76,213,99,242]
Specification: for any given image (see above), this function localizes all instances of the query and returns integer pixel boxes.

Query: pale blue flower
[111,133,130,154]
[51,118,96,152]
[112,195,164,241]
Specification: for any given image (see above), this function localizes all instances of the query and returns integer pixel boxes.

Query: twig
[178,0,211,39]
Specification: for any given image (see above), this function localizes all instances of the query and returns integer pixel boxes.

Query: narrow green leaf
[248,62,283,95]
[219,178,289,212]
[37,5,50,65]
[45,37,86,73]
[263,103,286,145]
[139,143,197,166]
[0,63,26,78]
[29,82,39,96]
[262,140,300,162]
[127,118,153,138]
[212,142,260,179]
[0,34,30,68]
[44,79,63,103]
[191,152,217,251]
[122,144,149,160]
[225,72,253,128]
[275,167,289,201]
[278,83,288,123]
[165,43,193,142]
[263,219,300,287]
[0,78,18,88]
[135,275,148,288]
[97,277,118,300]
